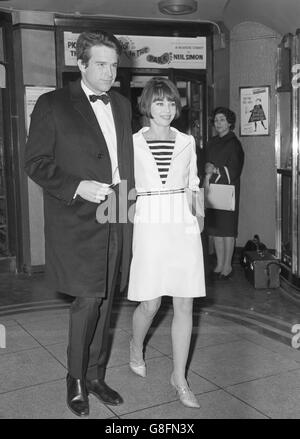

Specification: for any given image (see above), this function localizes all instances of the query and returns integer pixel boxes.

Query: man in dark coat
[25,31,134,417]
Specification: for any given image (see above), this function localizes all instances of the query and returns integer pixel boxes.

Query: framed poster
[239,86,270,136]
[25,86,55,134]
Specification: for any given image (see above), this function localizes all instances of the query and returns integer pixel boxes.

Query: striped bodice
[147,140,175,184]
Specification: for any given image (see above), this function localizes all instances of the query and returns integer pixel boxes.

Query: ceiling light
[158,0,198,15]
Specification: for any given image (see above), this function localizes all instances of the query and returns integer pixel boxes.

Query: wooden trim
[54,15,213,37]
[23,264,45,275]
[0,257,16,273]
[0,14,25,272]
[12,23,54,32]
[11,26,30,271]
[280,273,300,303]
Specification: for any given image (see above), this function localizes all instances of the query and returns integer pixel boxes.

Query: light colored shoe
[170,373,200,409]
[129,339,146,378]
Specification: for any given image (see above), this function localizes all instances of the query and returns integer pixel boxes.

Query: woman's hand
[197,215,204,233]
[205,162,215,174]
[205,162,220,175]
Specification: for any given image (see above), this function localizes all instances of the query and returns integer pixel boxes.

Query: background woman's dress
[205,131,244,237]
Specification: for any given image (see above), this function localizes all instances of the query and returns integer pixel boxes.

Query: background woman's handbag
[204,184,235,211]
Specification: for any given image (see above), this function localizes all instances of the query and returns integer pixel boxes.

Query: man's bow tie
[89,94,110,105]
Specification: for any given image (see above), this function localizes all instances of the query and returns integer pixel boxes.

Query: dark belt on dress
[136,188,185,197]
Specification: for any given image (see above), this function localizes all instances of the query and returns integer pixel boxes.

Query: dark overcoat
[25,79,134,297]
[205,131,244,237]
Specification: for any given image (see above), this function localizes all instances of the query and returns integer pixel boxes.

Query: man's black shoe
[66,374,89,417]
[86,378,123,406]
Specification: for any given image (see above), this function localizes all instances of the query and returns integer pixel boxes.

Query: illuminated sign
[64,32,206,69]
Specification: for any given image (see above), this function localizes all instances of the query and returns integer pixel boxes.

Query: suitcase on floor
[243,251,281,289]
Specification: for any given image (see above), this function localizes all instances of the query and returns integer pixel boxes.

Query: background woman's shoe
[170,373,200,409]
[219,269,233,280]
[129,339,146,378]
[210,271,221,280]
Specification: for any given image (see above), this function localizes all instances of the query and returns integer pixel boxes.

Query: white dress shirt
[81,80,121,185]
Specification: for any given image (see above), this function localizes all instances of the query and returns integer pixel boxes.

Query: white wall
[230,22,281,249]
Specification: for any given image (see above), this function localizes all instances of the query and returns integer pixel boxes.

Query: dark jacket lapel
[108,90,125,165]
[69,79,107,145]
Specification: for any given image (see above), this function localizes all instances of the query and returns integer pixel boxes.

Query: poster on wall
[25,86,55,135]
[239,86,270,136]
[63,31,206,69]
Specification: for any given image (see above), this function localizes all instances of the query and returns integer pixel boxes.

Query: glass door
[117,68,207,143]
[275,31,300,290]
[0,43,19,272]
[0,85,9,258]
[275,34,293,276]
[169,69,206,177]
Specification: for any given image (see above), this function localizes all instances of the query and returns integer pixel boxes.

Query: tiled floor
[0,264,300,419]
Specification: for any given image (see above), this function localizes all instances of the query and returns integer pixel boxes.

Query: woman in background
[204,107,244,279]
[127,77,206,409]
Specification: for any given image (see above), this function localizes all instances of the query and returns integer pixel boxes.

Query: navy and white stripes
[147,140,175,184]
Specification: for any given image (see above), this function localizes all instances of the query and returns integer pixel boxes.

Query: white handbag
[204,183,235,211]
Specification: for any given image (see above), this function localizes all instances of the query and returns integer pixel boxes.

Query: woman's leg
[213,236,225,273]
[221,236,235,275]
[131,297,162,357]
[171,297,194,387]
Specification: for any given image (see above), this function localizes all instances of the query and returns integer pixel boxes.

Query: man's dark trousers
[67,222,122,381]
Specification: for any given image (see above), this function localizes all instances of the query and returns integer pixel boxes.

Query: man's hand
[76,181,113,203]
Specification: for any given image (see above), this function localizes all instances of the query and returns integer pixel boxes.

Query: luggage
[240,234,267,266]
[243,251,281,289]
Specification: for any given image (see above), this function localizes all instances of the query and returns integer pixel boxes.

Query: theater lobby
[0,0,300,422]
[0,262,299,419]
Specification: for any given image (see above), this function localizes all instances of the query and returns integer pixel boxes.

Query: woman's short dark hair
[76,31,122,67]
[212,107,236,130]
[139,77,181,119]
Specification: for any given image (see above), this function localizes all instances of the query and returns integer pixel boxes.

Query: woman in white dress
[127,77,206,409]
